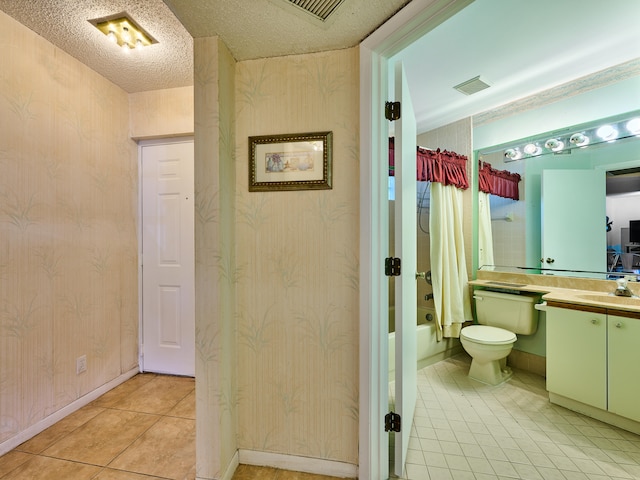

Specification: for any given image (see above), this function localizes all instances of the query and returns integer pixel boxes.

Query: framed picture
[249,131,332,191]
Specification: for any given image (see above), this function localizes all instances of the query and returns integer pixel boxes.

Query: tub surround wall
[0,11,138,453]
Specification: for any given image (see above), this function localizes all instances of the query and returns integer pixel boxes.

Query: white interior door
[541,169,606,274]
[393,60,418,477]
[141,139,195,376]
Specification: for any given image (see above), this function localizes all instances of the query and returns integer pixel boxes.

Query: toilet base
[468,356,512,386]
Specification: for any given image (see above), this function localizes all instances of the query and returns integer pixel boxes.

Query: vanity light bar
[501,112,640,162]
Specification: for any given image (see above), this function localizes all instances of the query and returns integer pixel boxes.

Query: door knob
[546,258,555,264]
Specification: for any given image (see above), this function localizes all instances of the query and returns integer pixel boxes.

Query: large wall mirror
[474,102,640,280]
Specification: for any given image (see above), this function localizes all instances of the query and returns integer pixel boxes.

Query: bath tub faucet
[424,293,434,301]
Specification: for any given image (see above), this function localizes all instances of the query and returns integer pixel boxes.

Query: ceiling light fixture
[89,13,157,52]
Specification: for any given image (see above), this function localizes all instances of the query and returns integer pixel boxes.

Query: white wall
[607,192,640,247]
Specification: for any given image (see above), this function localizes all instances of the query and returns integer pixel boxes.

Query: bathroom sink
[575,293,640,307]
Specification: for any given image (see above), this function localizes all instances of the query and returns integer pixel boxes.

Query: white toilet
[460,289,540,385]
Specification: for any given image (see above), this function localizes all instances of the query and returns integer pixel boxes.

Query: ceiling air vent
[453,76,491,96]
[287,0,346,21]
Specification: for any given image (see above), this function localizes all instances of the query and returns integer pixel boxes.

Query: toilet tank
[474,289,541,335]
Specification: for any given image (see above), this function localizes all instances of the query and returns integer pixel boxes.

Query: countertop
[470,278,640,314]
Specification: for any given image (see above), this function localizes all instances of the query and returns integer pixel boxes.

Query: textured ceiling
[0,0,638,133]
[0,0,193,93]
[0,0,409,93]
[163,0,410,61]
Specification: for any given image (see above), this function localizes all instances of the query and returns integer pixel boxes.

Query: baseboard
[0,367,139,456]
[239,450,357,478]
[195,450,239,480]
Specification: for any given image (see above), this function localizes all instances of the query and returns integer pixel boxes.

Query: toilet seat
[461,325,516,345]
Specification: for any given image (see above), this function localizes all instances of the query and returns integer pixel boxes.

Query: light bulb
[107,30,117,43]
[136,39,144,50]
[569,132,589,146]
[504,148,522,160]
[626,118,640,135]
[544,138,565,152]
[122,26,131,43]
[596,124,618,141]
[121,42,130,53]
[523,143,541,156]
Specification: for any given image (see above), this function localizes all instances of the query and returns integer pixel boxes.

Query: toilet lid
[461,325,516,345]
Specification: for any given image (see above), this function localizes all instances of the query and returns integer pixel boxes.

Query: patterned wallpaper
[234,48,360,464]
[193,37,238,479]
[0,11,138,447]
[129,86,194,140]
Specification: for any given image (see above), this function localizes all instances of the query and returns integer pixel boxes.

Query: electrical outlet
[76,355,87,375]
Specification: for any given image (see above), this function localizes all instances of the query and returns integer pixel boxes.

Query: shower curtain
[477,161,521,271]
[389,140,474,338]
[429,182,472,340]
[478,191,495,268]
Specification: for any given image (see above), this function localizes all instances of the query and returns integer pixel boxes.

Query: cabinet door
[546,306,606,409]
[608,315,640,422]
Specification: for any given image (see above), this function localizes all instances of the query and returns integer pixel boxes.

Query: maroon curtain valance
[478,161,521,200]
[389,138,469,190]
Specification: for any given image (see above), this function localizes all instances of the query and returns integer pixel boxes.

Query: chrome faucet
[614,278,634,297]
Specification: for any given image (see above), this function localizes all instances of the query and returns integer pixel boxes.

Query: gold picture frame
[249,131,332,191]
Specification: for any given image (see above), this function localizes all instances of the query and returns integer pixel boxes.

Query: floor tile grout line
[89,466,171,480]
[401,355,640,480]
[1,375,198,480]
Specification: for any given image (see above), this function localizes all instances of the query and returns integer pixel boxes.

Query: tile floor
[4,356,640,479]
[393,354,640,480]
[0,374,196,480]
[0,373,344,480]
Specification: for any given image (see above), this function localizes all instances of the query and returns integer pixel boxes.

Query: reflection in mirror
[477,111,640,280]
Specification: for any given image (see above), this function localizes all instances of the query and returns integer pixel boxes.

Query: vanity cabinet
[547,304,640,425]
[608,313,640,422]
[546,306,606,410]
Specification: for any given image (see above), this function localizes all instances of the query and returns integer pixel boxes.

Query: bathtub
[388,306,462,374]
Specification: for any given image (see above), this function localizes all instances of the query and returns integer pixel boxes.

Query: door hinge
[385,411,401,432]
[385,257,401,276]
[385,101,401,121]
